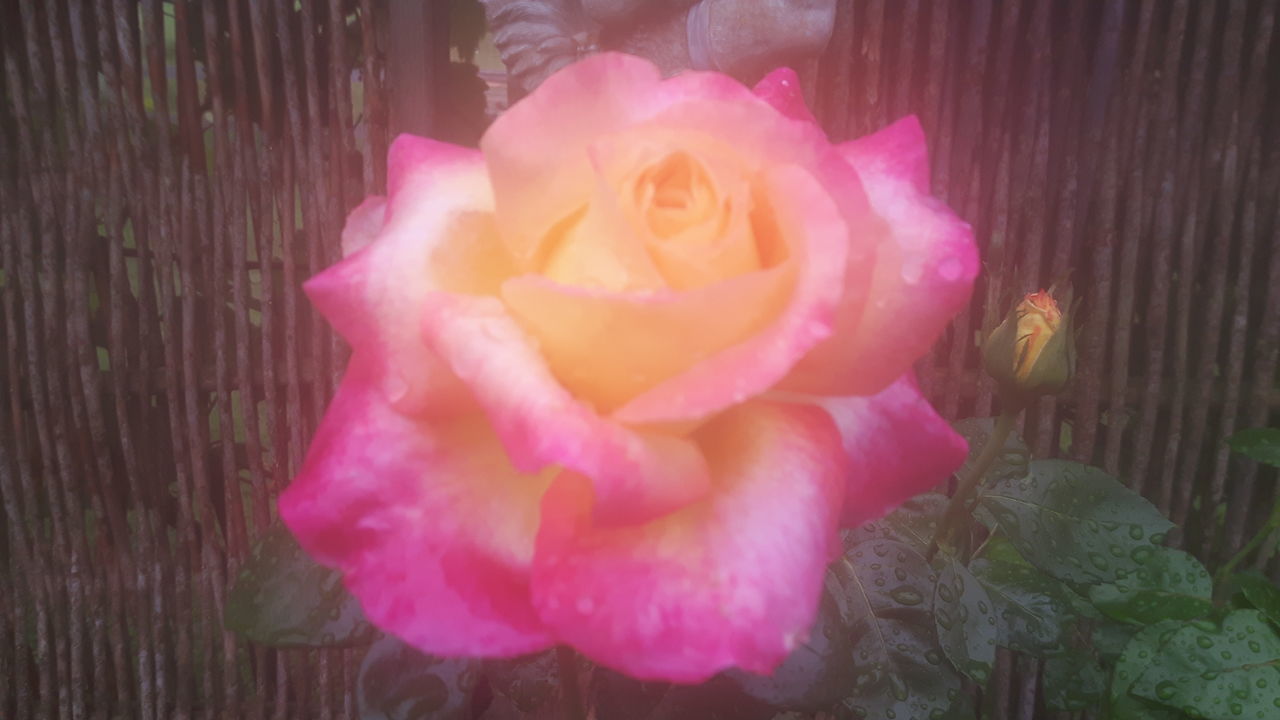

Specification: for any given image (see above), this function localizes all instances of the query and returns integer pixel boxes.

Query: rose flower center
[501,138,797,413]
[635,151,717,239]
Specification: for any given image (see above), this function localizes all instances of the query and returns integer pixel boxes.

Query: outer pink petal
[751,67,818,124]
[612,163,850,424]
[846,114,932,194]
[420,292,712,526]
[279,357,554,657]
[339,196,387,257]
[303,135,490,416]
[531,401,847,682]
[813,372,969,527]
[781,116,978,396]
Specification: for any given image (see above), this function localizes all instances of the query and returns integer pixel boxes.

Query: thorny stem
[557,645,587,720]
[1216,507,1280,586]
[929,410,1018,562]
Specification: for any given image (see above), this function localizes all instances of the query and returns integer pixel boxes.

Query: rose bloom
[281,54,977,682]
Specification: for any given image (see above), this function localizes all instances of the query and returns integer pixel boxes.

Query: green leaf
[1043,649,1106,712]
[1233,572,1280,625]
[834,541,970,720]
[727,581,857,711]
[1227,428,1280,468]
[645,677,775,720]
[844,493,950,551]
[358,635,478,720]
[975,460,1174,586]
[1110,620,1187,720]
[934,556,996,683]
[977,533,1031,566]
[224,522,376,647]
[589,669,685,720]
[1089,547,1213,625]
[969,554,1078,656]
[1092,620,1138,664]
[484,650,560,713]
[953,417,1031,486]
[1130,610,1280,720]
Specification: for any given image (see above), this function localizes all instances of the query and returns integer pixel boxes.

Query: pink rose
[281,54,977,682]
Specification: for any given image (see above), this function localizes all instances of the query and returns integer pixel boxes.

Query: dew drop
[890,587,924,606]
[938,584,956,603]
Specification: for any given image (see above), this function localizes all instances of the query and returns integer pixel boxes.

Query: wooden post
[387,0,450,138]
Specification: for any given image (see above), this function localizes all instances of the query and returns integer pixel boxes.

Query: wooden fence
[1,0,1276,718]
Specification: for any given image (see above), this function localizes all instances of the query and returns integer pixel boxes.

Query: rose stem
[928,410,1019,561]
[556,645,586,720]
[1215,502,1280,587]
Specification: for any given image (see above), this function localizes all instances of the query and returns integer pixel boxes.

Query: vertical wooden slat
[1156,0,1216,520]
[1172,0,1249,531]
[1126,0,1190,495]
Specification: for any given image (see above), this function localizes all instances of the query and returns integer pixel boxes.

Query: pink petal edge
[303,135,490,416]
[814,372,969,528]
[340,196,387,257]
[751,67,818,125]
[279,356,554,657]
[780,116,978,396]
[531,400,847,682]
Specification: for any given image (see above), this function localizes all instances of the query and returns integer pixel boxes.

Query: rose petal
[483,53,834,265]
[483,54,665,262]
[812,372,969,527]
[420,292,712,526]
[531,400,846,682]
[536,150,668,292]
[279,357,554,656]
[751,67,818,125]
[842,114,932,195]
[780,116,979,396]
[304,135,501,416]
[612,163,849,424]
[502,266,791,413]
[340,196,387,257]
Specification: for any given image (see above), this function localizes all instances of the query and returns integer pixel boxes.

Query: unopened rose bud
[982,288,1075,407]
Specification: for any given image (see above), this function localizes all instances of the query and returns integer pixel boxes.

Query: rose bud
[982,288,1075,407]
